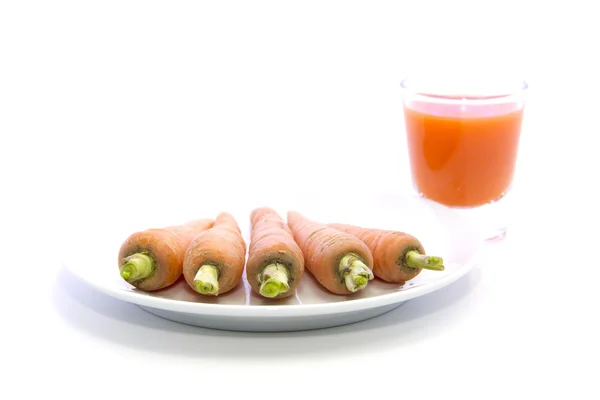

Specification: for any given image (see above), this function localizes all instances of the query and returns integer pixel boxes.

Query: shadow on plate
[53,265,482,359]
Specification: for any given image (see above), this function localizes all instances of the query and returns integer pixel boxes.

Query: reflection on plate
[61,191,482,332]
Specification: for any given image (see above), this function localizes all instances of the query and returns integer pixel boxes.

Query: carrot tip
[120,253,154,282]
[193,264,220,296]
[339,253,374,293]
[120,268,132,279]
[259,263,290,298]
[405,251,445,271]
[354,275,368,286]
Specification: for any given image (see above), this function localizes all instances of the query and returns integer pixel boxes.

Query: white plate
[61,191,483,332]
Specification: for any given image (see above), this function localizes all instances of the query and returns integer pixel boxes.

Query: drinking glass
[401,74,528,241]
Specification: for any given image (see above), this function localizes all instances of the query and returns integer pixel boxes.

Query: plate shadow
[53,265,482,359]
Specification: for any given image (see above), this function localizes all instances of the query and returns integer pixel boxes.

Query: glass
[401,73,528,241]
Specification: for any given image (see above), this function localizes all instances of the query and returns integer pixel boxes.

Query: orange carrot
[287,211,374,295]
[183,212,246,296]
[118,219,214,291]
[329,223,444,283]
[246,207,305,299]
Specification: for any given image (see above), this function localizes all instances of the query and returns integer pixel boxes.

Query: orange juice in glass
[401,75,528,241]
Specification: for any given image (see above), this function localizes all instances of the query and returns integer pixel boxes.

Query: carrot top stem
[339,253,374,293]
[194,264,220,295]
[120,253,154,282]
[405,250,445,271]
[259,263,290,298]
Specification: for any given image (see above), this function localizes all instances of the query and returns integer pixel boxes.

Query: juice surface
[404,101,523,207]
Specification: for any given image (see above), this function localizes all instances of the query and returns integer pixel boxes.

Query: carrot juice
[403,98,525,208]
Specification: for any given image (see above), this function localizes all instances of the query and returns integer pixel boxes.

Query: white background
[1,1,598,399]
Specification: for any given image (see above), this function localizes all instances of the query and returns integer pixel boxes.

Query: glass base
[416,188,514,242]
[480,226,508,243]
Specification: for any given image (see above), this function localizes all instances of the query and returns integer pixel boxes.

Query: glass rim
[400,76,528,103]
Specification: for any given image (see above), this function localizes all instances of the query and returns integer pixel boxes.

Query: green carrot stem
[194,264,220,295]
[259,263,290,298]
[339,253,374,293]
[120,253,154,282]
[405,250,445,271]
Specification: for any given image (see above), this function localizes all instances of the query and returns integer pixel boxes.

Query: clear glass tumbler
[401,74,528,241]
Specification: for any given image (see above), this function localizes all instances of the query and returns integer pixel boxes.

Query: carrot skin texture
[246,207,305,299]
[117,219,214,291]
[183,212,247,296]
[329,223,427,283]
[287,211,374,295]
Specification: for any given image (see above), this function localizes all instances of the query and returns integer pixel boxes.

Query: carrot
[118,219,214,291]
[329,223,444,283]
[286,211,374,295]
[246,207,305,299]
[183,212,246,296]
